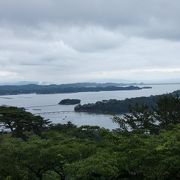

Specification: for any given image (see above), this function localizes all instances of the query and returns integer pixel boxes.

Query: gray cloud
[0,0,180,39]
[0,0,180,83]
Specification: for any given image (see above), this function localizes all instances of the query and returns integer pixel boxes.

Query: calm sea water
[0,84,180,129]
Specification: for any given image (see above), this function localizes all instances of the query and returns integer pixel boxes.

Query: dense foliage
[75,93,180,114]
[0,106,50,140]
[113,95,180,134]
[75,96,157,114]
[0,95,180,179]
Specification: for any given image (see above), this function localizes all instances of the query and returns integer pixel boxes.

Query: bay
[0,84,180,129]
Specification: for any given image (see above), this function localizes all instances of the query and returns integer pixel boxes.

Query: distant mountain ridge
[0,81,39,86]
[0,83,150,95]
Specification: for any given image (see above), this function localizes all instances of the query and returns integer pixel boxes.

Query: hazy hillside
[0,83,150,95]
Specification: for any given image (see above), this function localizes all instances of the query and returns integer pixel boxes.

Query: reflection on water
[0,84,180,129]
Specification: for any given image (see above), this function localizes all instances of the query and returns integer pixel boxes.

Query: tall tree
[0,106,51,140]
[113,95,180,134]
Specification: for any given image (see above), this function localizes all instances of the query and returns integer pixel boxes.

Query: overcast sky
[0,0,180,83]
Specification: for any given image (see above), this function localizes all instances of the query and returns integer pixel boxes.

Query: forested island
[0,94,180,179]
[75,90,180,114]
[0,83,151,95]
[75,96,156,114]
[59,99,81,105]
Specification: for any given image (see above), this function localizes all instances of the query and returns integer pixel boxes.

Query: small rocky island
[59,99,81,105]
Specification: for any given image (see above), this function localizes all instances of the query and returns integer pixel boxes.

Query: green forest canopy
[0,95,180,179]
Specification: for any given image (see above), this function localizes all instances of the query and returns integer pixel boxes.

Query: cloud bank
[0,0,180,83]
